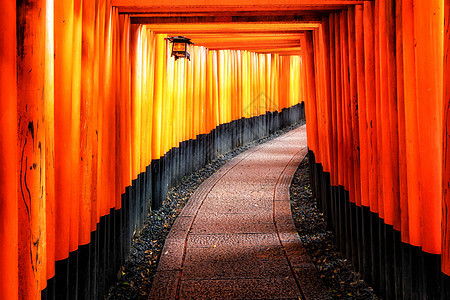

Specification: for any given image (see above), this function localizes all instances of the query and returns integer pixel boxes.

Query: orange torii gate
[302,1,449,299]
[1,0,450,299]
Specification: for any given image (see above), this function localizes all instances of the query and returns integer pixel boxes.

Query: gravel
[105,122,303,299]
[290,156,378,300]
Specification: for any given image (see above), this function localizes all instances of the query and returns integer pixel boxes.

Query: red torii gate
[1,0,449,299]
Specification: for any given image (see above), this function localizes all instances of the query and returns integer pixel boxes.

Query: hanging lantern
[166,36,194,61]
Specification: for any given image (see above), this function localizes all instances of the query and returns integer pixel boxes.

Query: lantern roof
[166,36,194,45]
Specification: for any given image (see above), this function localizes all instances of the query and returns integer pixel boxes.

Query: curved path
[149,125,330,299]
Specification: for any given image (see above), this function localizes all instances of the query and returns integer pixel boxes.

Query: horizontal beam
[141,22,320,34]
[203,41,300,49]
[155,31,311,37]
[206,46,302,54]
[113,0,367,13]
[278,53,302,56]
[189,35,301,43]
[113,0,365,4]
[127,10,329,18]
[253,47,302,53]
[192,40,300,50]
[171,33,304,52]
[181,33,305,38]
[115,1,337,56]
[130,14,324,24]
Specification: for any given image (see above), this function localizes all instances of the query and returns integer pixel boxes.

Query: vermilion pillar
[130,24,141,177]
[395,0,409,242]
[70,0,82,253]
[442,0,450,275]
[304,31,319,161]
[80,0,96,245]
[45,0,56,282]
[328,13,338,187]
[374,1,383,217]
[90,0,101,232]
[334,12,344,188]
[402,0,421,247]
[386,0,401,230]
[17,0,47,298]
[348,7,361,206]
[118,14,132,202]
[340,10,352,199]
[414,0,444,255]
[0,3,18,300]
[54,0,74,261]
[321,17,333,177]
[153,34,164,160]
[378,0,392,222]
[363,1,378,213]
[355,5,369,208]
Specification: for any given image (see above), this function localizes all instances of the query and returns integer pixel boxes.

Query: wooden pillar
[378,0,392,222]
[120,15,132,191]
[363,1,378,214]
[301,35,313,149]
[80,0,96,244]
[374,0,384,217]
[130,24,141,177]
[396,0,409,243]
[304,31,320,160]
[402,0,422,247]
[340,10,352,198]
[387,0,401,231]
[321,17,333,175]
[443,0,450,276]
[313,28,324,166]
[70,0,82,253]
[355,5,369,208]
[90,0,101,232]
[17,0,47,298]
[54,0,74,262]
[44,0,56,284]
[0,3,18,299]
[348,7,361,206]
[333,12,344,188]
[105,5,116,211]
[414,0,444,255]
[328,13,338,187]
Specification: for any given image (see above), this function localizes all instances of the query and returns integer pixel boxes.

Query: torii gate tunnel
[0,0,450,299]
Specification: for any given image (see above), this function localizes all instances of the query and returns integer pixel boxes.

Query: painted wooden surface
[303,0,448,277]
[3,1,304,298]
[2,0,450,299]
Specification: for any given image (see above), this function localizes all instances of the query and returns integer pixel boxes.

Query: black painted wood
[308,153,446,300]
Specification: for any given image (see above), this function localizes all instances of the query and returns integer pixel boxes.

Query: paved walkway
[149,125,330,299]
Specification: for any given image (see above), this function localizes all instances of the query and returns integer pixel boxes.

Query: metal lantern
[166,36,194,60]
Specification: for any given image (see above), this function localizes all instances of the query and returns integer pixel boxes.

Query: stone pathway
[149,125,330,299]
